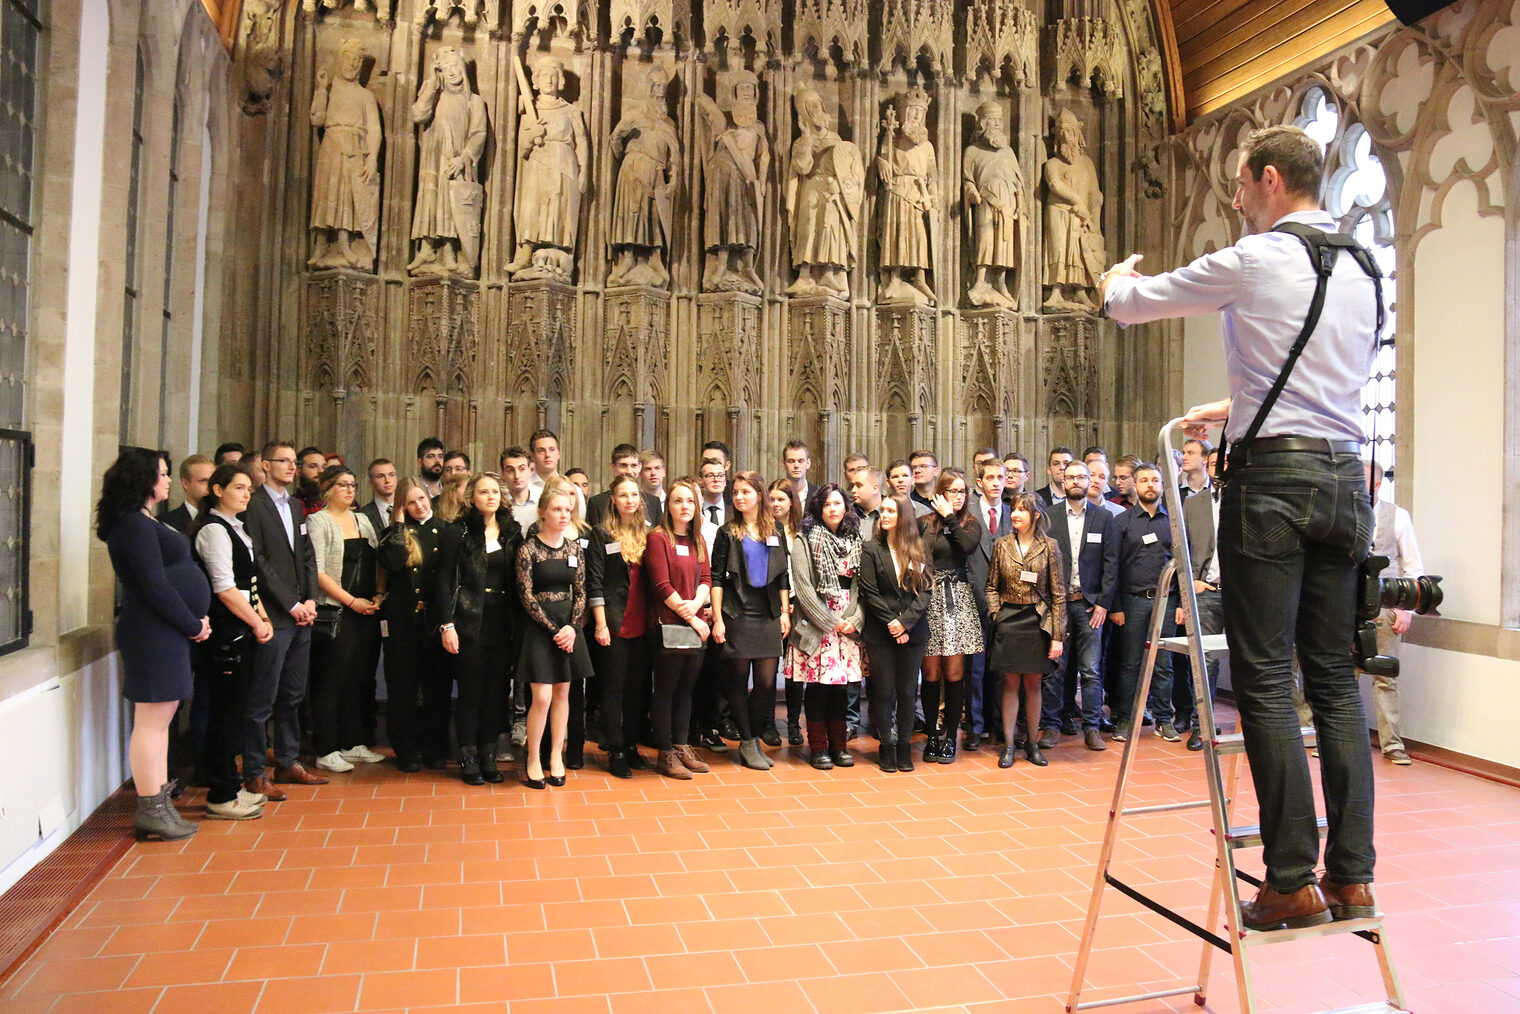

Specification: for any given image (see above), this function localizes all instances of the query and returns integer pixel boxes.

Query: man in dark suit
[242,440,327,799]
[1178,448,1223,750]
[965,457,1012,750]
[1042,459,1119,751]
[358,458,397,535]
[1034,446,1074,507]
[584,443,662,528]
[160,454,213,533]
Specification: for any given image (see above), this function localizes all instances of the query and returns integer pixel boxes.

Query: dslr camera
[1353,555,1443,677]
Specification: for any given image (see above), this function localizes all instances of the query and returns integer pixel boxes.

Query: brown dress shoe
[656,749,692,780]
[1241,882,1332,931]
[244,776,287,802]
[1319,877,1377,920]
[673,744,710,773]
[273,762,330,785]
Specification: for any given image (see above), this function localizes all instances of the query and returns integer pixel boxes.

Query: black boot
[479,748,504,784]
[459,746,484,785]
[607,750,633,779]
[878,741,897,773]
[896,739,915,772]
[999,741,1018,768]
[1024,741,1048,767]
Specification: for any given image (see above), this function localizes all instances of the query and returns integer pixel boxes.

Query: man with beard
[963,100,1024,309]
[295,447,327,515]
[697,72,769,294]
[1042,108,1105,311]
[1108,463,1178,743]
[407,46,488,277]
[785,86,864,300]
[876,87,938,305]
[416,437,446,498]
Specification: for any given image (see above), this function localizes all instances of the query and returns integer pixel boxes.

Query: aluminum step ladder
[1064,418,1408,1014]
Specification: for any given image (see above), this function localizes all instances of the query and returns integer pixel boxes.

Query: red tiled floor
[4,726,1520,1013]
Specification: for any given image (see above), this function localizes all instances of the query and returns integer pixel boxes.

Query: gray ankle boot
[738,738,772,770]
[133,783,197,841]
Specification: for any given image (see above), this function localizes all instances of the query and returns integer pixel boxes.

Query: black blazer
[710,526,789,621]
[966,499,1012,621]
[358,500,392,539]
[433,515,523,642]
[584,489,663,528]
[856,540,931,645]
[160,502,194,534]
[377,515,448,629]
[1042,499,1120,610]
[585,524,643,635]
[244,485,319,629]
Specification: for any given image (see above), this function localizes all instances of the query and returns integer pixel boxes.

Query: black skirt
[721,596,784,660]
[988,602,1052,675]
[518,596,594,684]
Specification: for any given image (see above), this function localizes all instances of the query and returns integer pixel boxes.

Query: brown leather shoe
[244,776,287,802]
[1241,882,1332,931]
[273,762,330,785]
[1319,876,1377,920]
[673,744,710,773]
[656,749,692,780]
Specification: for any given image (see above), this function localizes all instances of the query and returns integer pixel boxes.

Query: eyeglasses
[332,481,357,490]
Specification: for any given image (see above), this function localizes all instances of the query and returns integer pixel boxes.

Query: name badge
[1087,532,1103,544]
[567,556,578,568]
[579,538,589,549]
[299,523,307,535]
[676,544,691,557]
[1142,532,1159,545]
[605,541,622,555]
[379,619,390,638]
[1020,570,1039,584]
[766,535,780,547]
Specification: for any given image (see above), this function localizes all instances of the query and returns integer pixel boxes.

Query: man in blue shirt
[1108,464,1177,744]
[1102,125,1379,932]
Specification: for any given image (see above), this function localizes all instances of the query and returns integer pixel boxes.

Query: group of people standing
[100,426,1224,843]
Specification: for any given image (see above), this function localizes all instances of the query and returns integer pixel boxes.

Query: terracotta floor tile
[455,962,556,1004]
[44,988,163,1014]
[286,912,378,944]
[502,928,595,964]
[799,969,913,1013]
[122,947,235,988]
[152,980,263,1013]
[731,942,835,982]
[509,995,611,1014]
[414,932,505,970]
[550,955,654,996]
[223,942,327,981]
[356,968,458,1009]
[606,986,709,1013]
[643,949,747,990]
[321,937,417,975]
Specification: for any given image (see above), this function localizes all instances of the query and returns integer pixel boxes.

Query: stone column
[787,293,851,470]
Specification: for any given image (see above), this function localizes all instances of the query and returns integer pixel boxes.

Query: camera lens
[1379,575,1443,614]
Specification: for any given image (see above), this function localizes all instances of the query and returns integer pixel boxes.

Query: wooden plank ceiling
[1167,0,1395,121]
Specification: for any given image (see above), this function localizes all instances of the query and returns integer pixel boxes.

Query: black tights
[651,645,704,750]
[866,640,925,744]
[725,657,779,740]
[921,653,966,740]
[804,682,848,724]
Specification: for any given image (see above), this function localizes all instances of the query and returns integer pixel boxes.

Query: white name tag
[766,535,780,547]
[379,619,389,638]
[676,545,691,557]
[567,556,578,568]
[1020,570,1039,584]
[605,541,622,554]
[299,523,307,535]
[579,538,589,549]
[1142,532,1159,545]
[1087,532,1103,544]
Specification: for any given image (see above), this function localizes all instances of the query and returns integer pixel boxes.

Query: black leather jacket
[433,513,523,642]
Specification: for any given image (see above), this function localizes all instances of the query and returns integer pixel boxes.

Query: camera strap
[1219,222,1385,485]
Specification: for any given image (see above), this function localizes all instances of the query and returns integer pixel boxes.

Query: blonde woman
[587,474,652,778]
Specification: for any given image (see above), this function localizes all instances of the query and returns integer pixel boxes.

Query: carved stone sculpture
[785,86,863,301]
[408,47,489,278]
[309,39,383,272]
[238,0,283,116]
[696,71,769,295]
[506,56,590,282]
[302,0,393,20]
[608,66,681,289]
[1042,108,1105,311]
[875,87,937,305]
[962,99,1024,309]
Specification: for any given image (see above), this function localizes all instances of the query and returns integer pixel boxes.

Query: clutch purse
[659,622,702,650]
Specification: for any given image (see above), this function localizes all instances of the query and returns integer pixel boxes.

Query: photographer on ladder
[1100,125,1383,932]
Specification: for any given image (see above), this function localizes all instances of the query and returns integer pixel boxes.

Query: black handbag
[314,603,343,640]
[659,622,702,650]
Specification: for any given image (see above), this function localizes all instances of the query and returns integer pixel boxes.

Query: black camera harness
[1218,222,1387,488]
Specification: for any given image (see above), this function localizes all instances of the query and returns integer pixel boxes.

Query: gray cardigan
[307,509,380,606]
[787,531,864,657]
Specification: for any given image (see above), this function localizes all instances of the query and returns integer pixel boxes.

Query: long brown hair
[768,478,801,541]
[1008,490,1051,540]
[921,467,976,539]
[435,471,471,522]
[659,476,708,563]
[725,471,775,542]
[878,494,932,594]
[604,474,648,565]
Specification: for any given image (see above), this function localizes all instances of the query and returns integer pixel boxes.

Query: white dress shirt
[1064,498,1087,594]
[195,508,255,596]
[264,482,296,547]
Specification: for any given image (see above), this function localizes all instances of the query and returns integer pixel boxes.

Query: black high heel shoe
[1023,742,1048,767]
[998,742,1017,768]
[522,767,546,790]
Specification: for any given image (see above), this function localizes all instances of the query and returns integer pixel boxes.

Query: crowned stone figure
[875,87,938,305]
[962,100,1024,309]
[608,65,681,289]
[1042,108,1106,311]
[696,71,770,295]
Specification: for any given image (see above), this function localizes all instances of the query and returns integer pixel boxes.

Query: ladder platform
[1240,914,1389,946]
[1224,816,1328,850]
[1215,726,1317,755]
[1157,633,1230,656]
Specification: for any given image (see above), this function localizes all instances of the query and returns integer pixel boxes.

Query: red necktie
[989,507,996,534]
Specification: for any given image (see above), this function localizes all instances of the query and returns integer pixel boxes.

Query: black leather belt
[1129,588,1159,599]
[1237,436,1362,456]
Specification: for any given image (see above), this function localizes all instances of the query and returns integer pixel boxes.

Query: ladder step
[1215,726,1317,755]
[1122,799,1212,817]
[1224,816,1328,850]
[1157,633,1230,656]
[1311,1004,1409,1014]
[1239,914,1387,946]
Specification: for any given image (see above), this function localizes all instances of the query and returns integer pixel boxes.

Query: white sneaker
[206,798,264,821]
[316,750,355,772]
[340,744,384,764]
[236,787,267,807]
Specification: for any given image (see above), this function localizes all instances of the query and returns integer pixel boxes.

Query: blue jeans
[1113,591,1175,729]
[245,623,312,780]
[1219,449,1375,891]
[1043,599,1104,729]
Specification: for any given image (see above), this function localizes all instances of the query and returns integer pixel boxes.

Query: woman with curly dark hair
[917,468,987,765]
[97,448,211,840]
[784,483,865,769]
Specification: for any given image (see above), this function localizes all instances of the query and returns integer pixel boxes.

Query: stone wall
[220,0,1178,474]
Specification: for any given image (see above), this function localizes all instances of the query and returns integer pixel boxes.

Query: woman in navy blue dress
[97,448,212,840]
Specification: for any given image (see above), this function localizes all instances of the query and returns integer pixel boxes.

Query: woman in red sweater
[643,477,712,779]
